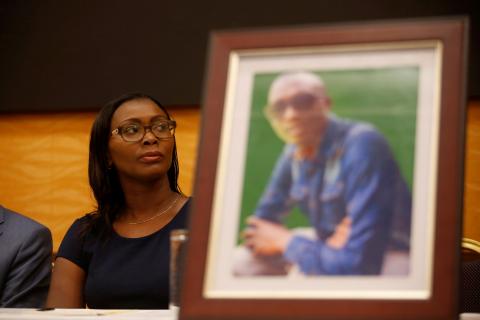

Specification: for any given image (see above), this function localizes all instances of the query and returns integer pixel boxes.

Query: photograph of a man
[234,71,412,276]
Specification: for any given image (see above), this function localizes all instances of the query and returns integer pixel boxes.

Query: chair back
[460,238,480,313]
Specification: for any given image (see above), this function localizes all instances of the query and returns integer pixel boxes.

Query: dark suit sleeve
[1,225,53,308]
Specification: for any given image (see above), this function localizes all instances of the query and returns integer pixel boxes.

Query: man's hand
[326,216,352,249]
[242,216,293,256]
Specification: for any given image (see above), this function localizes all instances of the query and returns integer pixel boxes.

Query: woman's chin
[136,170,167,184]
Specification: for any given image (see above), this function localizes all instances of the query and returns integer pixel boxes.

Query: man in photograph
[234,71,412,276]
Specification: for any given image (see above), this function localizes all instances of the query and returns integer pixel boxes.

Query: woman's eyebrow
[115,118,141,127]
[117,115,168,125]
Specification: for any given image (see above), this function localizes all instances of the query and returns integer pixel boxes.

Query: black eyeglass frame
[264,93,327,119]
[111,120,177,142]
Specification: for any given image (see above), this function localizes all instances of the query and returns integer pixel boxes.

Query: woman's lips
[139,151,164,163]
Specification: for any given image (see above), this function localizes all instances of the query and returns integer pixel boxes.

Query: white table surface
[0,308,176,320]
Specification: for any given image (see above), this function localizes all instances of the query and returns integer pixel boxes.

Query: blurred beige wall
[0,107,200,251]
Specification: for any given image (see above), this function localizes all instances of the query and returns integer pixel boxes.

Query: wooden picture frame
[180,17,468,320]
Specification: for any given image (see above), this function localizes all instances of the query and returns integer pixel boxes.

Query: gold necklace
[125,194,181,225]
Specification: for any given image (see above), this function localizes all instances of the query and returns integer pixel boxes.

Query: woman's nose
[142,129,158,145]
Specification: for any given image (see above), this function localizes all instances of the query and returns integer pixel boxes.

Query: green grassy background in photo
[237,67,419,238]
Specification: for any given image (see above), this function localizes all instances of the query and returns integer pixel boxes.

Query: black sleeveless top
[57,199,190,309]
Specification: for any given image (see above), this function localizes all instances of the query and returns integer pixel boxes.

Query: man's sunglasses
[266,93,324,118]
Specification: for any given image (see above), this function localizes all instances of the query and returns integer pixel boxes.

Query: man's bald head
[268,72,328,105]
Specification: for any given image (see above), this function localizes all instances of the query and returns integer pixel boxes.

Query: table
[0,308,176,320]
[1,308,479,320]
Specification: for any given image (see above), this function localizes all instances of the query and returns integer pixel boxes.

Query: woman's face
[108,98,175,183]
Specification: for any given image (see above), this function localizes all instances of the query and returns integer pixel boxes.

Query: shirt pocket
[319,181,346,232]
[320,181,344,202]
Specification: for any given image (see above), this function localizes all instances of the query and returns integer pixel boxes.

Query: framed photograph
[181,17,468,320]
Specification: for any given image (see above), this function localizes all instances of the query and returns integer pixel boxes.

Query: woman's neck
[120,176,177,218]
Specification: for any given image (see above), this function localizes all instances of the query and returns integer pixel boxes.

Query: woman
[46,93,190,309]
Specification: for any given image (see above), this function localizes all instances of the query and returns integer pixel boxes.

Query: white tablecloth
[0,308,176,320]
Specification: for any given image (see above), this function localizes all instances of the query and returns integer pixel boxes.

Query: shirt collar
[311,115,341,163]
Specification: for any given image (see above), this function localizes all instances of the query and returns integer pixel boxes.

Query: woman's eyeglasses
[111,120,176,142]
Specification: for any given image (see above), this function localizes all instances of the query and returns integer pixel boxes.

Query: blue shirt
[255,116,411,275]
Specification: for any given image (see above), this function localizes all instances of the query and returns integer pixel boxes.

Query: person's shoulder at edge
[60,210,105,244]
[55,211,104,272]
[0,205,51,236]
[0,205,52,308]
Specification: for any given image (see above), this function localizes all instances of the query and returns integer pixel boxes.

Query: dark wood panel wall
[0,0,478,113]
